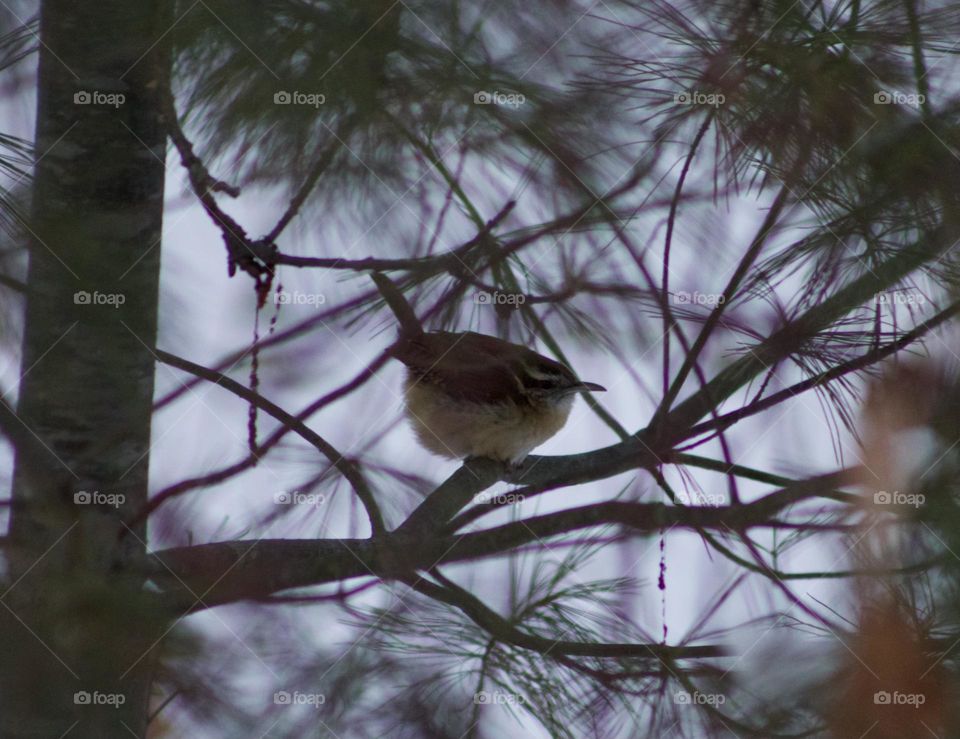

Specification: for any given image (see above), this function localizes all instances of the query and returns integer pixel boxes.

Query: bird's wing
[395,332,526,404]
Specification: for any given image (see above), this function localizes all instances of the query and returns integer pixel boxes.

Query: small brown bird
[394,331,605,463]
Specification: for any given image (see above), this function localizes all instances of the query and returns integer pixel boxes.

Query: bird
[393,330,605,464]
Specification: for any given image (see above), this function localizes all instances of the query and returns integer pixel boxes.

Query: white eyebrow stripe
[525,366,564,381]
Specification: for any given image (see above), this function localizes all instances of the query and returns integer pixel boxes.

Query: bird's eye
[524,376,557,390]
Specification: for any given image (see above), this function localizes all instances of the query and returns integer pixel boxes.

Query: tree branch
[147,472,857,611]
[402,572,725,661]
[143,349,386,537]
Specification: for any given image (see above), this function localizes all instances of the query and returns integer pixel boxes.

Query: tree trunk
[1,1,171,735]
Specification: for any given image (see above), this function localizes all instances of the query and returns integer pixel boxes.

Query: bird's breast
[403,378,574,463]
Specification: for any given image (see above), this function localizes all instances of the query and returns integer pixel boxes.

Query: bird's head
[518,356,606,404]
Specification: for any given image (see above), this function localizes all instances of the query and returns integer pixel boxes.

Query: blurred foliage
[171,0,619,209]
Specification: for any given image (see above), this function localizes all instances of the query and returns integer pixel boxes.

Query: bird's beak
[574,381,606,392]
